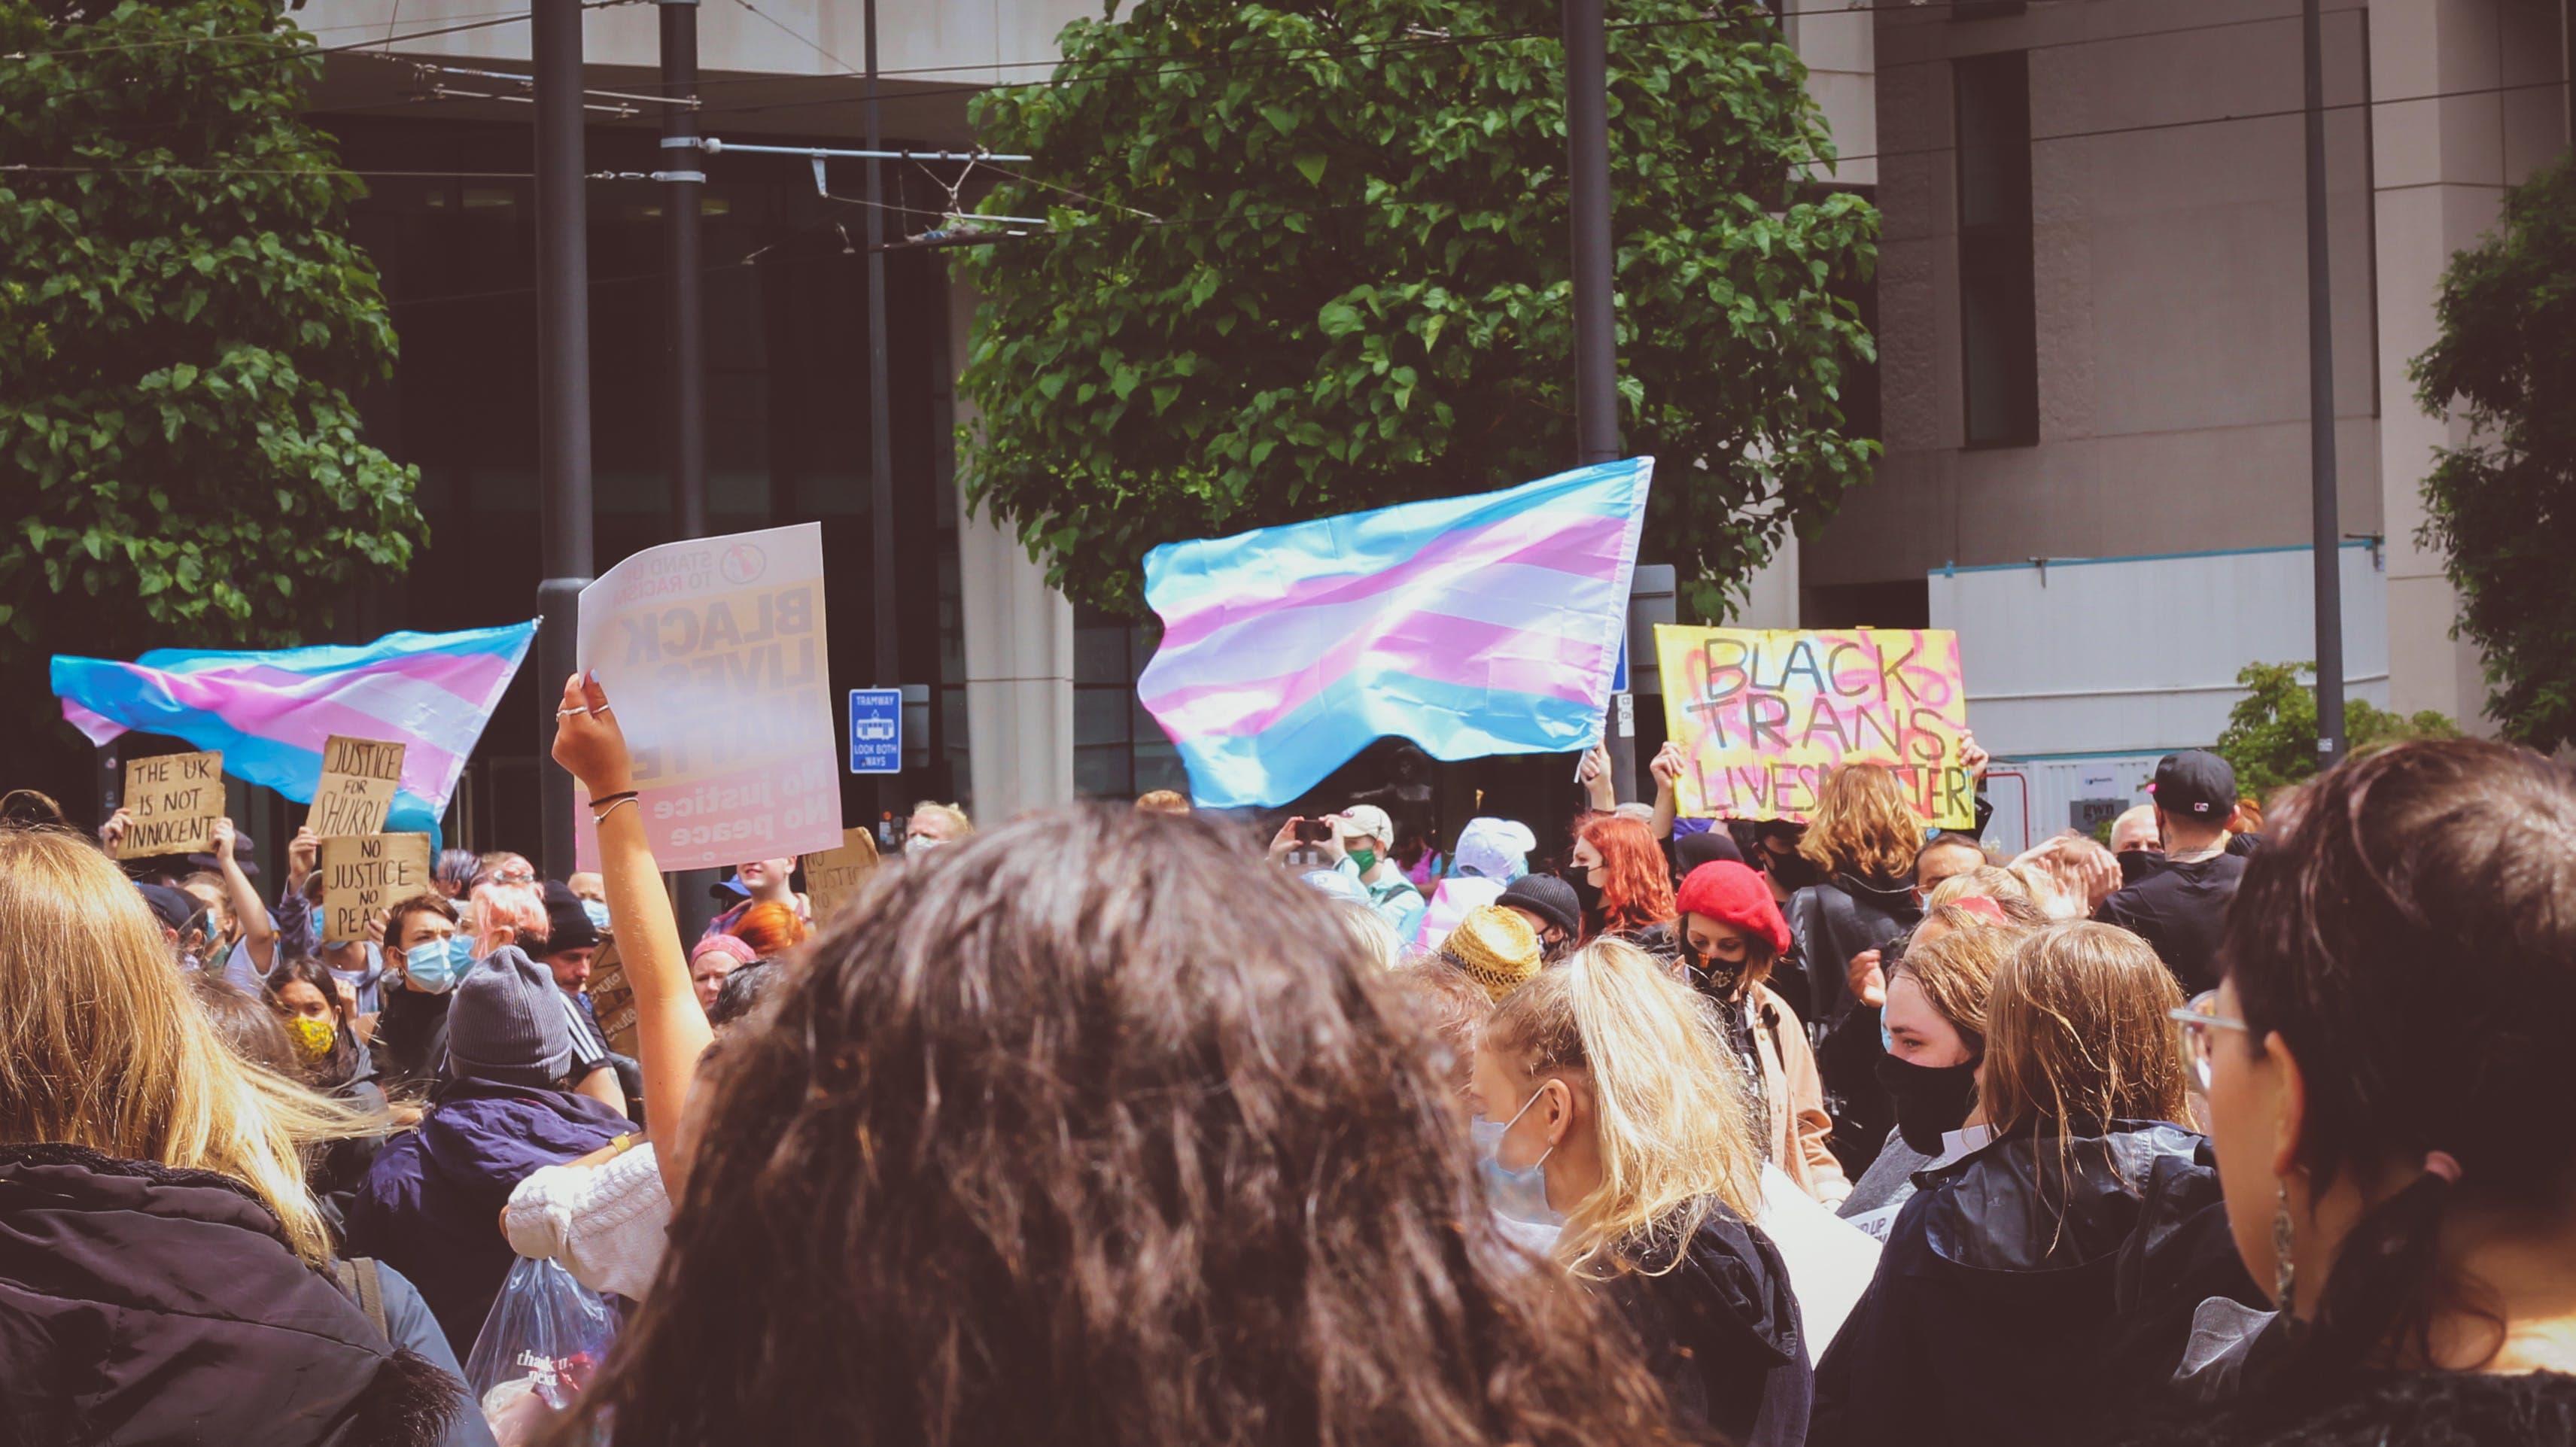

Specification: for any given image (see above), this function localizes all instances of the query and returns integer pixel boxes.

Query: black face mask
[2116,849,2167,889]
[1565,872,1602,917]
[1875,1050,1978,1157]
[1763,850,1823,893]
[1683,948,1749,1001]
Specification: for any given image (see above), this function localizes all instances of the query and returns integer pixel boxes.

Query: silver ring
[592,704,613,714]
[555,707,591,718]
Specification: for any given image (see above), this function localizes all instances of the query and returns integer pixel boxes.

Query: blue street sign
[847,689,902,774]
[1611,638,1629,694]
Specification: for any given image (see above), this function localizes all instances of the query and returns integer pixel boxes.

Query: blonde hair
[1482,939,1762,1278]
[911,801,975,837]
[0,827,376,1263]
[1926,864,2033,909]
[1798,764,1925,880]
[1336,900,1405,971]
[1980,923,2194,1168]
[1887,907,2025,1058]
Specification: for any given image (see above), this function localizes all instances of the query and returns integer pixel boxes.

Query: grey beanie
[445,946,574,1088]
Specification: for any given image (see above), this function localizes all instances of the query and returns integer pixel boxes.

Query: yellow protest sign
[114,750,225,859]
[1654,625,1975,829]
[309,735,406,837]
[318,833,432,944]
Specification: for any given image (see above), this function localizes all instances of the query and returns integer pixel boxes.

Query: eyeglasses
[2169,989,2248,1092]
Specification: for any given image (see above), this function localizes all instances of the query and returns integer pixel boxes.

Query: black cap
[2152,750,2237,820]
[540,880,598,955]
[137,883,198,935]
[1495,874,1582,938]
[1674,827,1745,874]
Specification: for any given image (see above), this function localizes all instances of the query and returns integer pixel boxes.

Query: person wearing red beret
[1675,862,1851,1207]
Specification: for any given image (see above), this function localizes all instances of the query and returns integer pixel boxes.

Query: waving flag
[51,622,538,837]
[1140,458,1653,808]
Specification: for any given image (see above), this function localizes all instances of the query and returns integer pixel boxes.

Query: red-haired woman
[1570,815,1679,959]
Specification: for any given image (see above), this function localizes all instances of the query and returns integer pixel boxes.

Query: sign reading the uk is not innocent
[574,523,844,870]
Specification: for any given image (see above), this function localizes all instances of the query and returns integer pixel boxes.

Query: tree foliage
[0,0,421,687]
[2214,661,2460,798]
[956,0,1878,619]
[2408,152,2576,750]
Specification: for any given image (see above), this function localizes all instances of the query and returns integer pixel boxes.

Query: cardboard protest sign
[1654,625,1975,830]
[309,735,406,837]
[575,523,844,871]
[114,750,225,859]
[318,833,432,944]
[583,941,639,1058]
[801,828,881,922]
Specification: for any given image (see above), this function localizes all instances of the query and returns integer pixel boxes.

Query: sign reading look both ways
[1656,625,1976,831]
[576,523,844,871]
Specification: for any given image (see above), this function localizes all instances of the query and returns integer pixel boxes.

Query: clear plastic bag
[464,1254,620,1446]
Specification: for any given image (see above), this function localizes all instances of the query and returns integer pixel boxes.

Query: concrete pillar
[2371,0,2568,729]
[947,273,1076,820]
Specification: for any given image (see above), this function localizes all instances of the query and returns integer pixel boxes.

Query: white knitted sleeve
[502,1144,672,1300]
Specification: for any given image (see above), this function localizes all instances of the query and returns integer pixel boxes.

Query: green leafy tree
[0,0,421,692]
[2214,661,2461,798]
[2408,152,2576,750]
[956,0,1877,619]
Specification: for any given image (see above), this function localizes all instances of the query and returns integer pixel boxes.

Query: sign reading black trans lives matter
[574,524,844,870]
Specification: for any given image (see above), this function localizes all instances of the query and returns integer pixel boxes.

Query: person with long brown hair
[542,803,1682,1447]
[1474,937,1811,1445]
[1571,813,1680,955]
[2137,740,2576,1446]
[1812,921,2240,1447]
[0,825,479,1446]
[1787,763,1930,1175]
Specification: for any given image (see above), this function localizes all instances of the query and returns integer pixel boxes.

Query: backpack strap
[331,1255,392,1342]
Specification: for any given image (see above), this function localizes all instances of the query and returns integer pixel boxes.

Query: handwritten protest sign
[1654,625,1975,829]
[309,736,406,837]
[114,750,225,859]
[576,523,844,871]
[318,833,430,943]
[584,941,639,1057]
[802,828,880,922]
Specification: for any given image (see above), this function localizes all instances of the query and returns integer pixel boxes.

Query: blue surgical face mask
[403,936,466,994]
[580,898,611,932]
[1473,1089,1564,1227]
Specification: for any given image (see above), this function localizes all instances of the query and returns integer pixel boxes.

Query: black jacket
[1789,868,1921,1175]
[374,983,455,1092]
[2095,853,2248,996]
[1597,1203,1813,1447]
[0,1142,461,1447]
[1811,1121,2262,1447]
[2117,1369,2576,1446]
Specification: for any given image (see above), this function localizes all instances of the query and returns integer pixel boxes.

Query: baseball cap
[1452,817,1537,882]
[137,883,199,935]
[2150,750,2237,819]
[1336,805,1395,846]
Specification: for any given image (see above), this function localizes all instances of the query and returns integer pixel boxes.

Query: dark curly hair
[2225,738,2576,1387]
[546,805,1680,1447]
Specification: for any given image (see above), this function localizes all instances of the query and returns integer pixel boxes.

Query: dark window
[1954,51,2037,447]
[1072,606,1190,801]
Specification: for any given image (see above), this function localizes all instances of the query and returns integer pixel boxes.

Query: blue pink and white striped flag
[50,622,538,837]
[1139,458,1653,808]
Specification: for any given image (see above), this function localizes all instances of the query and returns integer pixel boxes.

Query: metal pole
[534,0,595,876]
[660,0,705,541]
[1563,0,1635,804]
[2302,0,2346,767]
[863,0,902,824]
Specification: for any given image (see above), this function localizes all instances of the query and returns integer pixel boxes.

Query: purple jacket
[346,1078,628,1354]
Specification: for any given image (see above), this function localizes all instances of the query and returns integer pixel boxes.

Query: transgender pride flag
[1140,458,1653,809]
[51,622,538,837]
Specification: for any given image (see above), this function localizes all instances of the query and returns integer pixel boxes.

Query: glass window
[1954,51,2038,447]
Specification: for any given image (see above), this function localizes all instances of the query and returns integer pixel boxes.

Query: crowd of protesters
[1,677,2571,1447]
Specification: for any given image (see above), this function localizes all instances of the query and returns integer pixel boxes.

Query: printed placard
[583,941,639,1057]
[318,833,432,944]
[574,523,844,871]
[1655,625,1975,829]
[114,750,225,859]
[802,828,881,922]
[309,735,406,837]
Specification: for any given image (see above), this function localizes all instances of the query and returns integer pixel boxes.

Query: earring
[2272,1180,2298,1312]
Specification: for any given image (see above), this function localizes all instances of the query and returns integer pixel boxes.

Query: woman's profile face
[2205,974,2292,1306]
[277,979,332,1023]
[1882,974,1971,1068]
[1570,838,1604,883]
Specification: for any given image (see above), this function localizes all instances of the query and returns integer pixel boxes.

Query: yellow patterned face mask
[287,1014,336,1062]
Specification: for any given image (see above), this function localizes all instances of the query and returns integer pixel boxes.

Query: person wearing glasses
[2148,740,2576,1445]
[1812,920,2243,1447]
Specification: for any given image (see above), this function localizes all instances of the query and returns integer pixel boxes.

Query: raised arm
[211,819,275,975]
[549,671,710,1200]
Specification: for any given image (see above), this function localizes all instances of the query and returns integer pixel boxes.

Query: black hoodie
[1596,1202,1813,1447]
[1811,1121,2264,1447]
